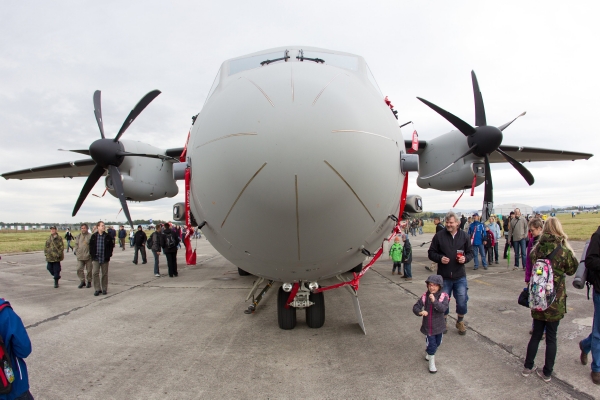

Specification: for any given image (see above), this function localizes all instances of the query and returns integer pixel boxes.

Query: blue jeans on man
[580,290,600,373]
[513,238,527,268]
[442,276,468,316]
[472,244,488,269]
[152,249,161,275]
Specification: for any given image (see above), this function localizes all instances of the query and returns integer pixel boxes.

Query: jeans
[419,227,423,234]
[513,238,527,268]
[581,290,600,372]
[493,243,499,262]
[525,319,560,376]
[133,244,147,263]
[403,263,412,278]
[472,244,487,268]
[442,276,468,315]
[392,261,402,273]
[152,249,161,275]
[426,333,443,355]
[66,240,73,251]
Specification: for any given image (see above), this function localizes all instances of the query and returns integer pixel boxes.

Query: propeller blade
[417,97,476,136]
[496,148,535,185]
[471,71,487,127]
[108,165,133,228]
[420,144,478,179]
[72,164,105,217]
[481,154,493,222]
[498,111,527,132]
[115,151,177,162]
[58,149,91,155]
[93,91,105,139]
[113,90,161,142]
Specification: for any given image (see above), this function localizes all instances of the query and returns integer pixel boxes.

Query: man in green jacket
[74,224,93,289]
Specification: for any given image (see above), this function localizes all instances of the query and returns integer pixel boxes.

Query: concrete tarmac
[1,234,598,399]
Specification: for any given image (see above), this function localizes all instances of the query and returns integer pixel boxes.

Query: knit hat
[425,275,443,286]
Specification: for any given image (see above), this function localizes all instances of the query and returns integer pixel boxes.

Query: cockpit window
[298,50,358,71]
[229,51,287,76]
[366,64,383,96]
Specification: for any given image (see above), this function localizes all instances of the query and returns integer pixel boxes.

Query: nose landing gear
[277,281,325,330]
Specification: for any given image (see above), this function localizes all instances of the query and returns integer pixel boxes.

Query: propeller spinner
[417,71,533,221]
[70,90,161,228]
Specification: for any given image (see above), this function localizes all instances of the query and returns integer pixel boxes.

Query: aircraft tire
[350,263,363,274]
[277,286,297,330]
[306,291,325,329]
[238,267,251,276]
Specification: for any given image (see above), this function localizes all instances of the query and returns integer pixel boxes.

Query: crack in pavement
[370,267,595,400]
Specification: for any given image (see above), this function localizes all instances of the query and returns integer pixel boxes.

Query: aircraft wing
[403,140,593,162]
[2,159,100,180]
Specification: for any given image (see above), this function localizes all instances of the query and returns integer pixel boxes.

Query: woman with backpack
[162,223,181,278]
[521,217,578,382]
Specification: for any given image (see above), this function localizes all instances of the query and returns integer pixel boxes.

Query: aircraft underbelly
[189,62,404,282]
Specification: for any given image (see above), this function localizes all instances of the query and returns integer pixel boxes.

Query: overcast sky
[1,1,598,224]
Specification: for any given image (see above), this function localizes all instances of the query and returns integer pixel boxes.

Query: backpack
[166,234,177,249]
[528,246,562,311]
[147,233,154,249]
[0,302,15,395]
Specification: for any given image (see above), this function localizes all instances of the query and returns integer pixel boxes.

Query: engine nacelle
[415,130,485,191]
[105,140,179,201]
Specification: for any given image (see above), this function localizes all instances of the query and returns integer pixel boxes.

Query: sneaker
[392,271,396,275]
[484,267,488,270]
[473,267,479,270]
[78,281,86,289]
[536,369,551,383]
[456,321,467,335]
[579,341,588,365]
[155,273,160,277]
[404,277,412,282]
[521,365,536,377]
[142,261,147,264]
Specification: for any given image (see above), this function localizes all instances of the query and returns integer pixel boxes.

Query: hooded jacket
[389,242,403,262]
[584,226,600,294]
[529,233,578,321]
[468,220,486,246]
[0,299,31,400]
[412,275,449,336]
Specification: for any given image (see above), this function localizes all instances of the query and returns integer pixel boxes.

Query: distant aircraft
[2,46,592,332]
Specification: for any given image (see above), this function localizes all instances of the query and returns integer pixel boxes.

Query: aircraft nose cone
[469,125,503,156]
[89,139,124,167]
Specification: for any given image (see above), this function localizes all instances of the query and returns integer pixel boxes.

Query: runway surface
[1,233,597,399]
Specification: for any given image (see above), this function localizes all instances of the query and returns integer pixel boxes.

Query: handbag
[518,287,529,308]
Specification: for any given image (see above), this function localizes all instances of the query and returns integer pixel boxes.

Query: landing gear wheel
[306,291,325,328]
[277,286,297,330]
[350,263,363,273]
[238,267,250,276]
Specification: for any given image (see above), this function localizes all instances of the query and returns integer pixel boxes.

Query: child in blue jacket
[0,299,33,400]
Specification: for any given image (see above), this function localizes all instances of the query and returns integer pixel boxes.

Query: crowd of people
[403,210,599,384]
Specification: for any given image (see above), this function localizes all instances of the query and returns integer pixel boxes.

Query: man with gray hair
[428,211,474,335]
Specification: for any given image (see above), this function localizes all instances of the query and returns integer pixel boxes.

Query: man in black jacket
[133,225,147,265]
[503,211,515,259]
[580,226,600,385]
[89,221,115,296]
[428,212,474,335]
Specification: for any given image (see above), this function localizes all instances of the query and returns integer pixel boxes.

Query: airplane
[2,46,593,332]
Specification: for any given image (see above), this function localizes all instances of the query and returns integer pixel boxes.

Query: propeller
[70,90,161,228]
[417,71,533,221]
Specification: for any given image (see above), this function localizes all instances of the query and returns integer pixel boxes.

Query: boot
[54,279,59,288]
[428,355,437,373]
[78,281,85,289]
[592,371,600,385]
[86,281,91,288]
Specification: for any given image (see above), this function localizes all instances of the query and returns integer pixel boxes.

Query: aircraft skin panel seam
[195,133,257,149]
[243,77,275,107]
[312,73,343,106]
[221,162,268,228]
[323,160,375,223]
[295,175,300,261]
[331,130,394,142]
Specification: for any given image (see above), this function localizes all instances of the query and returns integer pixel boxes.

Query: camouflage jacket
[44,234,65,262]
[529,234,578,321]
